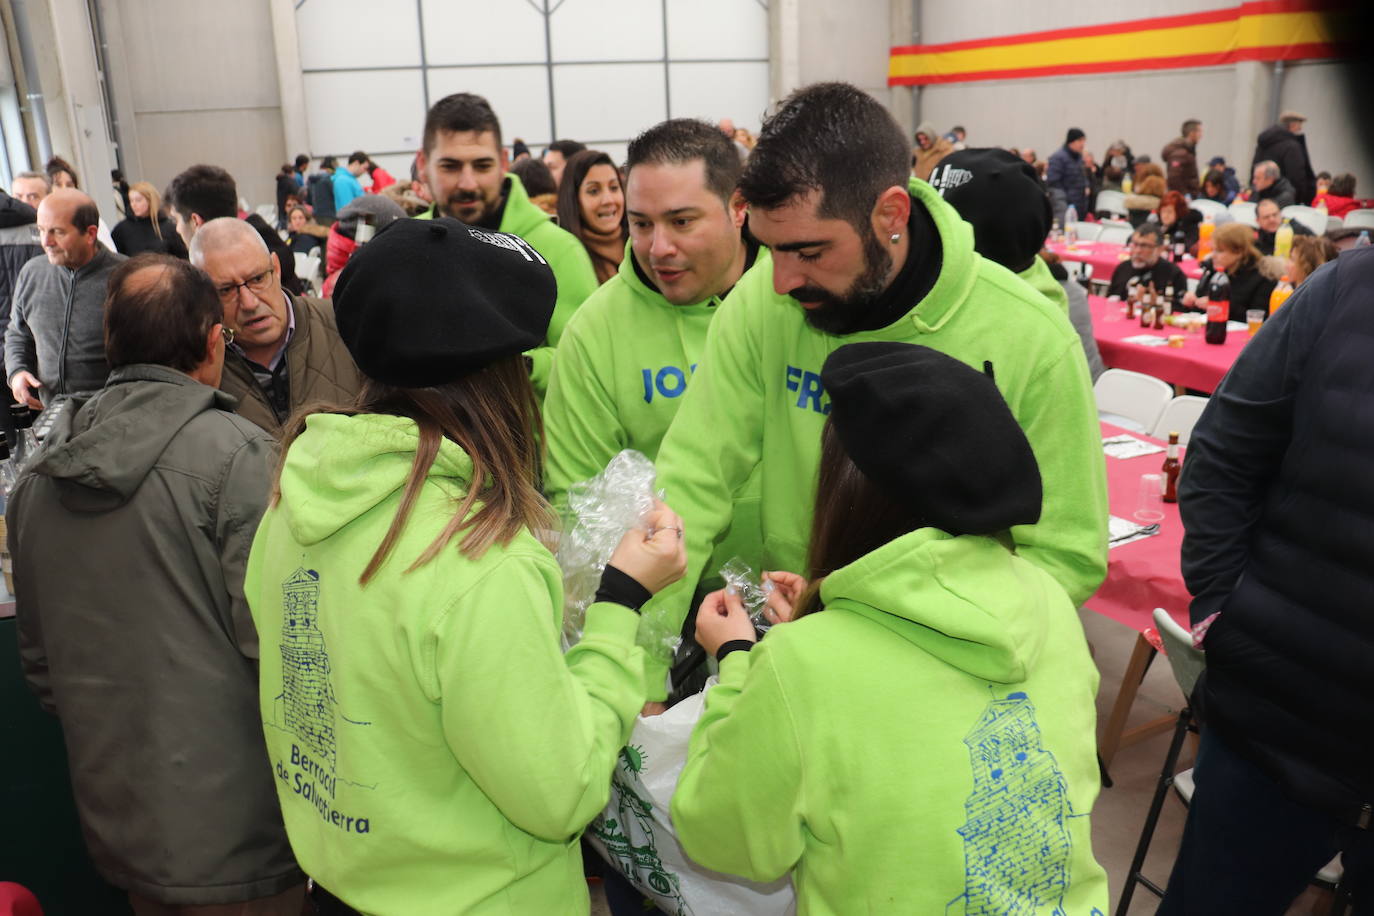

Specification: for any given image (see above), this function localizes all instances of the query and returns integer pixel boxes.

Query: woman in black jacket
[111,181,187,258]
[1183,221,1277,322]
[1158,190,1203,254]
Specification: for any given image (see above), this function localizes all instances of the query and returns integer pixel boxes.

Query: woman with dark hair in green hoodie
[671,342,1108,915]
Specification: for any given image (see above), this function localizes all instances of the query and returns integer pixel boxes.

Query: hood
[276,412,474,546]
[29,365,237,512]
[496,172,548,238]
[0,191,37,229]
[915,121,938,142]
[1257,125,1295,149]
[820,528,1055,683]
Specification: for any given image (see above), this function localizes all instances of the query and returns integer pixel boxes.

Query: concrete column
[269,0,310,160]
[769,0,802,107]
[1231,60,1269,177]
[43,0,119,221]
[888,0,915,136]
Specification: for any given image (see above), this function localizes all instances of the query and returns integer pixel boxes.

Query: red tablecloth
[1087,423,1191,633]
[1089,294,1247,393]
[1047,239,1203,281]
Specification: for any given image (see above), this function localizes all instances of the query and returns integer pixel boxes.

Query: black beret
[928,148,1052,274]
[820,342,1043,537]
[332,217,556,388]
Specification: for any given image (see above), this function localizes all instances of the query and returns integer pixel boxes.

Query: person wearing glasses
[189,217,361,435]
[1104,223,1188,309]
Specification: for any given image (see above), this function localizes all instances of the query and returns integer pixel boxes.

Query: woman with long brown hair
[246,217,685,916]
[670,342,1108,914]
[1185,221,1278,322]
[557,149,627,285]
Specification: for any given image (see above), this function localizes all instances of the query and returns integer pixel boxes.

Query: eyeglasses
[220,325,236,346]
[1129,240,1159,250]
[215,265,275,304]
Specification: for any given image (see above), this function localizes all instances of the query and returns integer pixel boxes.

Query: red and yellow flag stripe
[889,1,1357,86]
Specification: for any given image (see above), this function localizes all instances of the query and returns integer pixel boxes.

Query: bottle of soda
[1162,431,1181,503]
[1274,218,1294,259]
[1172,230,1187,262]
[1141,282,1156,327]
[1197,215,1215,259]
[1205,272,1231,345]
[1163,284,1175,321]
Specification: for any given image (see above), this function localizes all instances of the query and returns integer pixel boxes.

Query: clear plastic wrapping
[719,557,775,634]
[557,450,660,648]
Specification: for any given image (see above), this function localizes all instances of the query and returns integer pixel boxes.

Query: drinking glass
[1246,309,1265,336]
[1135,473,1166,524]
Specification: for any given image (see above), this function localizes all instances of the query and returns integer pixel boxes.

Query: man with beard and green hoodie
[415,92,597,395]
[545,118,766,575]
[636,83,1107,701]
[674,342,1109,915]
[8,254,302,912]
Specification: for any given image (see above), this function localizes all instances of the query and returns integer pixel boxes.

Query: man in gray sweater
[6,188,124,408]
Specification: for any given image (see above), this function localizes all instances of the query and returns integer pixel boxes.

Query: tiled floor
[589,607,1338,915]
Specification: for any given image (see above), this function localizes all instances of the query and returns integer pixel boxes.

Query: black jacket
[1253,176,1297,210]
[111,215,189,258]
[1194,259,1277,322]
[1161,208,1203,252]
[1106,258,1188,306]
[308,172,336,224]
[1251,125,1316,205]
[1256,219,1313,256]
[1180,249,1374,827]
[0,192,42,382]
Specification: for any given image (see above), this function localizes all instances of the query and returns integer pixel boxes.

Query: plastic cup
[1135,473,1166,524]
[1246,309,1265,336]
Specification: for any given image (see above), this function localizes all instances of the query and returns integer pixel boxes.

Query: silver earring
[890,233,901,244]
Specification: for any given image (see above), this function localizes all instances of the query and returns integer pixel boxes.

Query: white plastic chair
[1151,395,1209,445]
[1098,224,1134,246]
[1095,368,1174,433]
[256,204,278,226]
[295,251,322,293]
[1069,221,1101,242]
[1342,209,1374,230]
[1229,201,1257,228]
[1326,215,1344,233]
[1189,199,1227,220]
[1281,205,1324,234]
[1096,189,1127,217]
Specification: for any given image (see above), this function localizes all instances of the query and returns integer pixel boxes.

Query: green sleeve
[543,315,627,511]
[526,345,554,399]
[434,557,646,842]
[671,646,805,882]
[638,289,767,697]
[1014,337,1109,605]
[545,242,599,348]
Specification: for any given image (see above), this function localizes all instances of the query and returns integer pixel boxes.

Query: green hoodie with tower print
[544,242,769,579]
[418,172,598,395]
[638,178,1108,698]
[671,528,1110,915]
[246,412,646,916]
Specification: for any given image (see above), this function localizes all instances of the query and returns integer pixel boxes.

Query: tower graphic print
[946,691,1077,915]
[277,567,337,767]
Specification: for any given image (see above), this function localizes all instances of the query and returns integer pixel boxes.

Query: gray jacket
[4,244,125,402]
[8,364,302,904]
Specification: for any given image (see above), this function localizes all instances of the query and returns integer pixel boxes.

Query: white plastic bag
[586,683,796,916]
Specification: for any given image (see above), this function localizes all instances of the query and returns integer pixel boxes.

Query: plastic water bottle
[1358,231,1371,248]
[1065,204,1078,227]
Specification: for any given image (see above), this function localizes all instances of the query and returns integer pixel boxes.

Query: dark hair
[294,154,310,170]
[1329,172,1357,197]
[625,118,742,204]
[166,164,238,222]
[348,151,370,166]
[546,139,587,160]
[738,82,910,231]
[557,150,625,277]
[71,199,100,235]
[509,157,557,198]
[320,156,337,171]
[423,93,502,155]
[1203,168,1225,190]
[796,420,926,616]
[1181,119,1202,137]
[951,125,965,134]
[1317,170,1332,181]
[1133,223,1165,246]
[274,355,552,584]
[278,163,294,178]
[104,254,221,373]
[45,156,79,187]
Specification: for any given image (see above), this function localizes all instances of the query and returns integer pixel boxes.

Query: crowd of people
[0,80,1370,916]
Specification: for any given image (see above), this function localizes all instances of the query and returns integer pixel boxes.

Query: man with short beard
[1105,223,1188,308]
[640,82,1108,700]
[416,93,596,394]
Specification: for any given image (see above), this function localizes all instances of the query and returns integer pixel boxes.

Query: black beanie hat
[820,342,1043,537]
[332,217,556,388]
[928,148,1052,273]
[1066,127,1085,145]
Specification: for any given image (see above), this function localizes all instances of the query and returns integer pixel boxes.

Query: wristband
[716,639,755,662]
[594,564,652,613]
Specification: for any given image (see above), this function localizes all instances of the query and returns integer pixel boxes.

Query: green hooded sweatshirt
[419,173,598,394]
[638,179,1108,697]
[544,244,768,579]
[246,413,646,916]
[1020,255,1070,314]
[671,529,1109,915]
